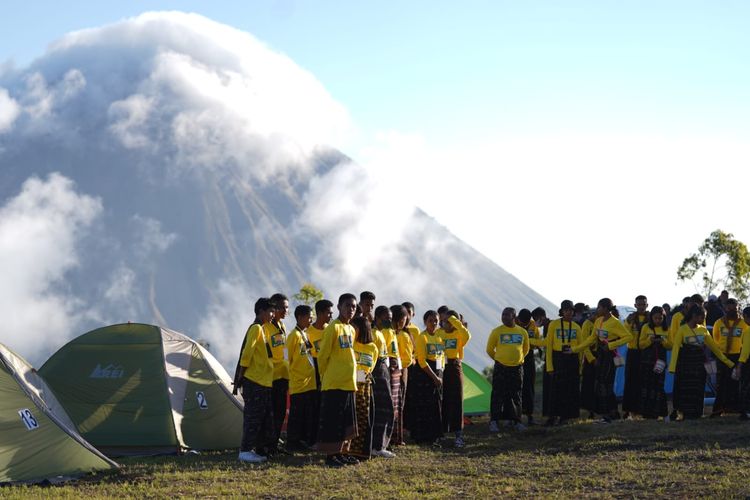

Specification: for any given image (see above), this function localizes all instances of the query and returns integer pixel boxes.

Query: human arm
[704,331,735,368]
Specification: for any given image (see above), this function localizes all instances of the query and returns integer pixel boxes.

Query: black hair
[294,305,312,320]
[690,293,704,305]
[518,308,532,323]
[559,300,574,317]
[314,299,334,315]
[374,305,390,320]
[437,305,450,314]
[351,316,373,344]
[742,306,750,318]
[254,297,274,315]
[360,291,376,302]
[597,298,614,310]
[390,304,408,324]
[726,298,738,306]
[574,303,586,314]
[270,293,288,307]
[684,303,705,323]
[635,295,647,303]
[423,309,438,323]
[446,309,459,320]
[502,307,517,317]
[338,293,357,305]
[531,307,546,321]
[648,306,668,330]
[402,301,415,313]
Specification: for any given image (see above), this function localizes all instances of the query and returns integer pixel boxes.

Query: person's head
[270,293,289,321]
[634,295,648,314]
[501,307,516,327]
[423,310,439,333]
[648,306,667,330]
[662,303,672,314]
[359,291,376,318]
[517,308,532,327]
[337,293,358,323]
[351,315,373,344]
[690,293,705,307]
[531,307,547,323]
[402,301,416,319]
[374,305,392,328]
[596,298,614,317]
[314,299,334,325]
[742,306,750,325]
[443,309,460,332]
[254,297,275,324]
[573,302,586,319]
[725,298,738,317]
[390,304,408,330]
[559,300,574,321]
[354,304,363,318]
[720,290,730,303]
[437,305,450,323]
[684,303,705,325]
[681,296,692,309]
[294,305,313,329]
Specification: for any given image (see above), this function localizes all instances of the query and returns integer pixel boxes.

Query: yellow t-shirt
[486,324,529,367]
[578,316,633,352]
[406,323,421,345]
[354,341,379,375]
[373,329,388,362]
[286,327,316,394]
[397,330,414,368]
[545,319,584,372]
[580,319,596,363]
[439,316,471,360]
[669,323,735,373]
[712,317,747,355]
[307,324,326,358]
[669,311,685,343]
[264,321,289,381]
[416,331,445,369]
[520,320,544,348]
[382,328,400,359]
[239,323,274,388]
[638,324,672,350]
[625,313,649,349]
[740,325,750,363]
[317,319,357,391]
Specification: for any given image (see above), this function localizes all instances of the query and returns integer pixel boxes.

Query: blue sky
[2,1,750,306]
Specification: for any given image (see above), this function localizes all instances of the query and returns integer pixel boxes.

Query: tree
[676,229,750,301]
[293,283,324,306]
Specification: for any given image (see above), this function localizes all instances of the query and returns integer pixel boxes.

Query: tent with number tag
[0,343,118,484]
[38,323,244,456]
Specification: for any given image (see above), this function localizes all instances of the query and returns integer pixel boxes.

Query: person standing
[317,293,359,467]
[266,293,290,452]
[371,306,396,457]
[638,306,672,419]
[623,295,649,418]
[285,305,318,451]
[487,307,529,432]
[516,309,543,425]
[411,309,445,445]
[438,310,471,448]
[545,300,584,426]
[579,312,598,419]
[710,298,746,416]
[308,299,334,390]
[348,316,379,460]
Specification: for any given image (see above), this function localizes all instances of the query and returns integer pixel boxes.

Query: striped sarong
[349,379,374,458]
[409,361,443,444]
[442,359,464,432]
[371,358,394,451]
[674,345,706,419]
[389,359,404,444]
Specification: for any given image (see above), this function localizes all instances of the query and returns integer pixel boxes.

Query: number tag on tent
[19,409,39,430]
[196,391,208,410]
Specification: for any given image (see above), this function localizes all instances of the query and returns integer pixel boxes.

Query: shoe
[454,437,465,448]
[238,450,267,463]
[372,449,396,458]
[338,454,360,465]
[544,417,557,427]
[514,422,526,432]
[325,455,346,468]
[489,420,500,432]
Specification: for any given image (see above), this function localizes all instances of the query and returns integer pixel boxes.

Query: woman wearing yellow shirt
[669,304,734,420]
[411,310,445,445]
[285,305,317,451]
[545,300,585,426]
[517,309,543,426]
[638,306,672,419]
[371,306,396,458]
[402,301,420,436]
[711,298,746,416]
[737,307,750,420]
[486,307,530,432]
[576,298,633,423]
[438,310,471,448]
[349,316,379,459]
[622,295,649,418]
[316,293,359,467]
[389,304,410,446]
[579,314,597,419]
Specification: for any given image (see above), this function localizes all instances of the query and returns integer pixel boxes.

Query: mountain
[0,12,554,370]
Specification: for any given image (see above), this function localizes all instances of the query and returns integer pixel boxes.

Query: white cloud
[131,215,178,259]
[0,87,20,132]
[0,173,101,361]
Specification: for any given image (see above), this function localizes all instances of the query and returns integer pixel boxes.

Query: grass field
[5,414,750,499]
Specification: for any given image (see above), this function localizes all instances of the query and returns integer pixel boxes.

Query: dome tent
[0,343,117,484]
[39,323,243,456]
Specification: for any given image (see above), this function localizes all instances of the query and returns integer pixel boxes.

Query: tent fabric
[0,343,117,484]
[462,363,492,416]
[39,323,244,456]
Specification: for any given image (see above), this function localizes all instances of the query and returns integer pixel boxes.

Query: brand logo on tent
[89,363,125,379]
[196,391,208,409]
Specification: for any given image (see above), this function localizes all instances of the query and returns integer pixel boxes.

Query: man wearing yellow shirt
[622,295,649,419]
[438,310,471,448]
[516,309,542,426]
[285,305,317,452]
[237,298,276,463]
[710,298,746,416]
[317,293,359,467]
[266,293,290,452]
[545,300,586,426]
[359,291,376,324]
[487,307,529,432]
[308,299,334,390]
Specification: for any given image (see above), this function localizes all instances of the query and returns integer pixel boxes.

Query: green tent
[0,343,117,484]
[462,363,491,416]
[39,323,244,456]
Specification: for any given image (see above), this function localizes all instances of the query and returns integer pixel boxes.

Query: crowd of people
[231,290,750,467]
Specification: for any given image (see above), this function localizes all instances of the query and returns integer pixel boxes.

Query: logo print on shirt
[271,333,285,347]
[358,352,374,367]
[556,329,577,340]
[444,338,458,350]
[597,330,609,340]
[500,334,523,345]
[338,333,353,349]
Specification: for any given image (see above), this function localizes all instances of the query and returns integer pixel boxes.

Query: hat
[708,294,718,302]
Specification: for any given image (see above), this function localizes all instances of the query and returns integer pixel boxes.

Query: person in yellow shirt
[438,309,471,448]
[411,309,444,445]
[516,309,542,426]
[622,295,649,419]
[265,293,290,451]
[402,301,420,436]
[531,306,552,419]
[576,298,633,423]
[316,293,359,467]
[486,307,529,432]
[638,306,672,419]
[579,312,597,419]
[359,291,376,325]
[237,298,276,463]
[737,307,750,420]
[308,299,334,391]
[710,298,746,416]
[544,300,585,426]
[349,315,379,459]
[389,304,410,445]
[669,304,735,420]
[285,305,318,452]
[371,305,396,458]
